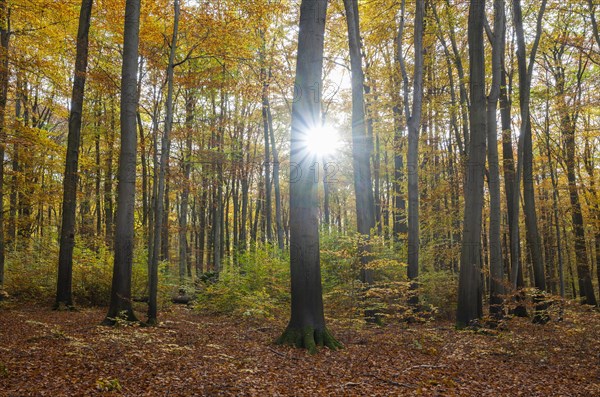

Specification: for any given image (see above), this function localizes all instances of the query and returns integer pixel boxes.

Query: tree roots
[276,326,343,354]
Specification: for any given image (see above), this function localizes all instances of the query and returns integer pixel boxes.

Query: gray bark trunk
[103,0,141,324]
[398,0,425,293]
[512,0,547,292]
[487,0,505,316]
[149,0,179,324]
[277,0,341,353]
[343,0,376,284]
[0,0,9,291]
[56,0,93,309]
[456,0,486,327]
[179,90,193,281]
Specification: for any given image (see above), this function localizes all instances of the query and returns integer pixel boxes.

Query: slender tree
[179,89,194,280]
[102,0,141,325]
[149,0,180,325]
[512,0,546,292]
[398,0,425,297]
[0,0,9,295]
[487,0,505,316]
[343,0,376,284]
[55,0,93,310]
[276,0,341,354]
[457,0,486,327]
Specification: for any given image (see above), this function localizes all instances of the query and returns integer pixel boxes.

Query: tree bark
[103,0,141,325]
[268,95,285,250]
[456,0,486,327]
[55,0,93,309]
[512,0,547,293]
[179,90,193,281]
[343,0,376,284]
[398,0,425,296]
[149,0,179,324]
[487,0,505,317]
[277,0,341,354]
[0,0,10,292]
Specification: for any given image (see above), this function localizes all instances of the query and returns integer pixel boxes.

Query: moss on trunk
[276,326,342,355]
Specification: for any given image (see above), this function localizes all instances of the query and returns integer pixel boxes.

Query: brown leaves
[0,303,599,396]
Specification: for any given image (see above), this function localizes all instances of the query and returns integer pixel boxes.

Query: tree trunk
[103,0,141,324]
[55,0,93,309]
[267,90,285,250]
[512,0,547,293]
[487,0,505,317]
[0,0,10,292]
[104,99,116,245]
[260,62,273,243]
[179,90,193,281]
[456,0,486,327]
[543,104,565,299]
[343,0,376,284]
[277,0,341,354]
[148,0,179,324]
[398,0,425,297]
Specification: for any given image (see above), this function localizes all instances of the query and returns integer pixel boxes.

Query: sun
[303,125,341,157]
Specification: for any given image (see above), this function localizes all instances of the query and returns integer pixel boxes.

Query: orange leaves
[3,303,600,395]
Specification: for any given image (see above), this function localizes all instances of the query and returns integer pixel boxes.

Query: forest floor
[1,302,599,396]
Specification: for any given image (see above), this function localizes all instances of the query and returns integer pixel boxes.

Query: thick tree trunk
[148,0,179,324]
[55,0,93,309]
[103,0,141,324]
[343,0,376,284]
[456,0,486,328]
[277,0,341,354]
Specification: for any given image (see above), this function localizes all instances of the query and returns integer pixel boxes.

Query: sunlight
[303,125,340,157]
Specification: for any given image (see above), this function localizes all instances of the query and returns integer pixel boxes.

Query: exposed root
[276,326,343,354]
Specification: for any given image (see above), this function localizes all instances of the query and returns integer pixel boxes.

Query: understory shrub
[194,245,290,319]
[4,237,171,308]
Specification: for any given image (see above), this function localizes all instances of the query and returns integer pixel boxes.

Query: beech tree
[0,0,9,294]
[103,0,141,324]
[148,0,180,326]
[55,0,93,310]
[342,0,376,284]
[456,0,486,327]
[276,0,342,354]
[487,0,505,316]
[397,0,425,298]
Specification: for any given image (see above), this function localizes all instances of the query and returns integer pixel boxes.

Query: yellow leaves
[96,377,122,392]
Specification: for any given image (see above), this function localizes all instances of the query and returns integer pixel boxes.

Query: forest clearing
[1,302,599,396]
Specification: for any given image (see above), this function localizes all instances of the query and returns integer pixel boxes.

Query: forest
[0,0,600,395]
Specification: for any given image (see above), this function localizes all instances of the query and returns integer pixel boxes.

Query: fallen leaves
[0,302,599,396]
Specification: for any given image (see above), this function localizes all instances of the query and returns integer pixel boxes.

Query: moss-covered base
[275,326,343,355]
